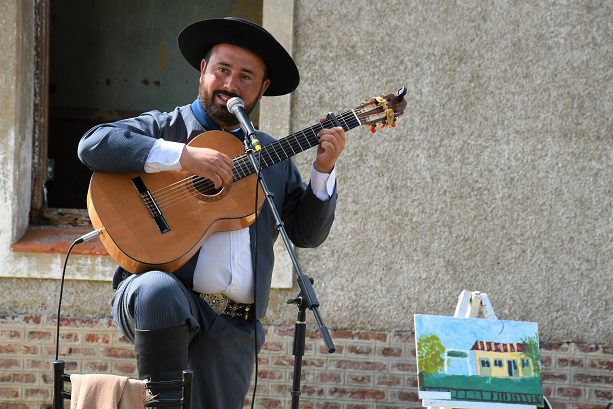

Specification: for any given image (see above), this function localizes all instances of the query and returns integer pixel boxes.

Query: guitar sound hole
[189,176,229,202]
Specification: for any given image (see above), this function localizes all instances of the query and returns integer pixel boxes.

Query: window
[447,350,468,358]
[494,359,503,367]
[480,359,491,368]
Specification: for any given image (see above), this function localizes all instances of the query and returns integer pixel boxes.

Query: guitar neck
[231,109,361,181]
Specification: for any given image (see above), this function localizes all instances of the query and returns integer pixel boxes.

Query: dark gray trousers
[112,271,265,409]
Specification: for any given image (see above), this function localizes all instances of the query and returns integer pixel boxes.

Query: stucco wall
[0,0,33,245]
[266,0,612,342]
[0,1,611,345]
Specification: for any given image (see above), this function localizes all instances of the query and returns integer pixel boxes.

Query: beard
[199,86,260,129]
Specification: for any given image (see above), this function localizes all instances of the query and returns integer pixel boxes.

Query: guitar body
[87,130,264,273]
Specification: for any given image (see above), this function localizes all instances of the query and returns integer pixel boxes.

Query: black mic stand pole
[241,132,335,409]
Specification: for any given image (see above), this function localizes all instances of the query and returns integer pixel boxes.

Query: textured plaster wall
[265,1,612,343]
[0,0,33,245]
[0,1,610,344]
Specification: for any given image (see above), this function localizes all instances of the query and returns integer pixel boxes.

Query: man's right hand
[180,145,233,189]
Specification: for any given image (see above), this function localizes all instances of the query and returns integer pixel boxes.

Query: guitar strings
[138,105,384,212]
[141,108,373,211]
[142,106,373,211]
[147,118,331,200]
[143,117,333,207]
[151,116,343,208]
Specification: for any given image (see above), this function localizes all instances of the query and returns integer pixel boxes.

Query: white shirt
[145,137,336,303]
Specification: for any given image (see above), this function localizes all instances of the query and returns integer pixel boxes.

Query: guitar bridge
[132,177,170,234]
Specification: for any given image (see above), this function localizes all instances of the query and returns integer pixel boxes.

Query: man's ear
[199,59,207,83]
[259,79,271,99]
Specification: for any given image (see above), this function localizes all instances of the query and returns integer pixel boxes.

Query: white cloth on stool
[69,373,147,409]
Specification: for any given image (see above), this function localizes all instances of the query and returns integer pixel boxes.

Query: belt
[200,293,255,321]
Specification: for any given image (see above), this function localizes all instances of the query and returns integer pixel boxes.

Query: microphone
[226,97,261,151]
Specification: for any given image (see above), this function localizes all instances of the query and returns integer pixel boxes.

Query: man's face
[198,43,270,129]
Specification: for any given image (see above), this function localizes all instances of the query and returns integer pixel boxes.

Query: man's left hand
[314,127,345,173]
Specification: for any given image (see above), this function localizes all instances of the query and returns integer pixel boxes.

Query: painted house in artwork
[471,340,533,378]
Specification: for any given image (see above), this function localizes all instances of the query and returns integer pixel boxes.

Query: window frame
[30,1,90,226]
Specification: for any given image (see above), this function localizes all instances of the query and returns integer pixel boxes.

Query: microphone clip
[251,138,262,151]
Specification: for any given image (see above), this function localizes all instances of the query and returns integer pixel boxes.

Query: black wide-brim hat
[178,17,299,96]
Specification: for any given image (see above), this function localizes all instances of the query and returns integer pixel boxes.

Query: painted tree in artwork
[417,334,445,374]
[520,335,541,376]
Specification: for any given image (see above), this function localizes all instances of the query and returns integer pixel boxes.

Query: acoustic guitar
[87,88,407,273]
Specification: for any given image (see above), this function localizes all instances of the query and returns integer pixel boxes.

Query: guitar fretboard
[231,109,360,180]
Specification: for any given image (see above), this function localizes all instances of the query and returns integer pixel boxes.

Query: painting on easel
[414,314,544,408]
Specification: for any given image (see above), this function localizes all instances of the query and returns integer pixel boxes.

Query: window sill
[8,226,291,286]
[11,226,108,256]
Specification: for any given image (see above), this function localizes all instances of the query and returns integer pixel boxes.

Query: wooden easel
[422,290,549,409]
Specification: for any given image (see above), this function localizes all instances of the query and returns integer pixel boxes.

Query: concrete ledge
[10,226,108,256]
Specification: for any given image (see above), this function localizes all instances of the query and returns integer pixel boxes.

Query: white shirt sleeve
[144,139,185,173]
[309,162,337,201]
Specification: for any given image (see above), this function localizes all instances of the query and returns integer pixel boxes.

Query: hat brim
[178,18,299,96]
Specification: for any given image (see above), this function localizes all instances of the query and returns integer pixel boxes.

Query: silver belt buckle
[200,293,228,314]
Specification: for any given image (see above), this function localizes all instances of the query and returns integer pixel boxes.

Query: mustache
[215,90,240,100]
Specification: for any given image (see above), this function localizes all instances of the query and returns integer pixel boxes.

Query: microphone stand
[241,131,335,409]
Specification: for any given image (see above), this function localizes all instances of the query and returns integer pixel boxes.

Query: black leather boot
[134,324,189,408]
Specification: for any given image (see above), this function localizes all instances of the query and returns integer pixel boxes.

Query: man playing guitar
[78,17,344,409]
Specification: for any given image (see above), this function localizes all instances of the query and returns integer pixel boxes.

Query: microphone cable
[54,229,102,360]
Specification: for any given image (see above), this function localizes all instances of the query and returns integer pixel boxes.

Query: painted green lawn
[422,374,543,404]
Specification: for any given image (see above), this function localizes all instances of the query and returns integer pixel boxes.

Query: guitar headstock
[354,87,408,133]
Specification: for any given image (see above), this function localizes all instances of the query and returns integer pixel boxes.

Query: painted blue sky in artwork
[414,314,539,351]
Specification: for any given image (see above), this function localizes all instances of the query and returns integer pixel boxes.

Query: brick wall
[0,314,610,409]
